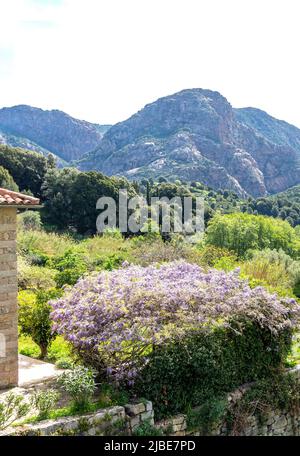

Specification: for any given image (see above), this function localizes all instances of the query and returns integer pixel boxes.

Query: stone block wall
[0,207,18,389]
[156,414,187,435]
[1,395,300,436]
[125,401,154,433]
[0,401,154,436]
[154,410,300,437]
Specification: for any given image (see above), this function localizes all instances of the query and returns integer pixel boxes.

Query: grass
[19,335,73,364]
[19,403,104,425]
[17,229,76,258]
[15,383,130,426]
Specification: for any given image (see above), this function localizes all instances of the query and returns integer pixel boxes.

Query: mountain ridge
[78,88,300,197]
[0,104,111,163]
[1,90,300,198]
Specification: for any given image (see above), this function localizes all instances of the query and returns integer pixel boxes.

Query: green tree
[42,168,136,234]
[0,145,50,196]
[18,289,62,359]
[41,167,80,229]
[0,165,19,191]
[206,213,300,258]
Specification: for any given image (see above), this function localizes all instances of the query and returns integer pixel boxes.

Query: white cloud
[0,0,300,126]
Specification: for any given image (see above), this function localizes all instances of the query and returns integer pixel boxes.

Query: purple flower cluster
[50,261,300,382]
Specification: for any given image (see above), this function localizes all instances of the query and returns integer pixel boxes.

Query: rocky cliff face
[0,105,110,163]
[79,89,300,197]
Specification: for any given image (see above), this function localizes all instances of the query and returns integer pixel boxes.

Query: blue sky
[0,0,300,126]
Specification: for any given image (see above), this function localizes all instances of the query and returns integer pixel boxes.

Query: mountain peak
[2,89,300,198]
[79,88,300,197]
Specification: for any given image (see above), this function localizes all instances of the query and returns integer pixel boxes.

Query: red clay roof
[0,188,40,206]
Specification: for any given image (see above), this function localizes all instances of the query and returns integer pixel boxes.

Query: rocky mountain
[234,107,300,155]
[0,105,111,163]
[78,89,300,197]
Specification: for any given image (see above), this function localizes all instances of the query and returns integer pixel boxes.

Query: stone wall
[0,401,154,436]
[125,401,154,433]
[0,207,18,389]
[1,395,300,436]
[185,409,300,436]
[155,372,300,437]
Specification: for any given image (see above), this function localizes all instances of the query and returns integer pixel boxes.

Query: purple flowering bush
[51,261,300,417]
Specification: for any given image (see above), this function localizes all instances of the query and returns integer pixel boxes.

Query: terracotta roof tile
[0,188,40,206]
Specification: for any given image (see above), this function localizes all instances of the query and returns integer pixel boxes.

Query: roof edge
[0,188,40,206]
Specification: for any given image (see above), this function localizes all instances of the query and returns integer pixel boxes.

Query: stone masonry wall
[0,396,299,436]
[155,409,300,437]
[0,401,154,436]
[187,409,300,436]
[0,207,18,389]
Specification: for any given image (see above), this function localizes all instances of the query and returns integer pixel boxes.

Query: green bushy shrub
[133,420,165,436]
[17,229,76,259]
[18,211,42,231]
[206,213,300,258]
[18,258,56,290]
[186,397,227,434]
[55,359,73,370]
[57,366,97,411]
[102,227,123,239]
[134,323,293,420]
[31,390,60,420]
[243,249,300,297]
[49,250,88,288]
[196,245,236,267]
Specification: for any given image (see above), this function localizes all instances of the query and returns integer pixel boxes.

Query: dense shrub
[49,250,88,288]
[242,249,300,297]
[131,237,201,266]
[57,366,97,411]
[51,261,300,417]
[18,257,56,290]
[18,211,42,231]
[80,236,131,269]
[31,390,60,420]
[196,245,237,267]
[135,323,292,419]
[17,229,76,259]
[206,213,300,258]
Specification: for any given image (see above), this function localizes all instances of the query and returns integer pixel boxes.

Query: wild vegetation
[15,206,300,420]
[2,144,300,431]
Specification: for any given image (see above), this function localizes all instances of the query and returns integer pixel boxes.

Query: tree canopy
[206,212,300,258]
[0,145,55,196]
[0,165,18,191]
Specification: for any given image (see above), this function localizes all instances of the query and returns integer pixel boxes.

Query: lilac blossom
[50,261,300,382]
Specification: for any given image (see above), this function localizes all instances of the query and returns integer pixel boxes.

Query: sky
[0,0,300,126]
